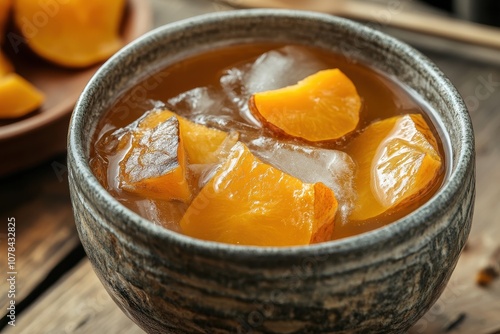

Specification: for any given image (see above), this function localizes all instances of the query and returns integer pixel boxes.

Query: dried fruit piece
[346,114,442,221]
[247,136,356,223]
[476,266,499,287]
[119,116,191,202]
[180,142,338,246]
[476,246,500,287]
[138,109,231,164]
[14,0,125,67]
[0,73,44,118]
[249,69,361,142]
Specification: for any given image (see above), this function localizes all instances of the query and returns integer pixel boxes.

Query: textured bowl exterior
[68,10,475,334]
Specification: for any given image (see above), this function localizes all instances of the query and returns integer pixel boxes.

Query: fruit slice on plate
[137,109,231,164]
[14,0,125,67]
[249,69,361,142]
[345,114,442,221]
[0,1,45,119]
[180,142,338,246]
[119,116,192,202]
[0,73,44,118]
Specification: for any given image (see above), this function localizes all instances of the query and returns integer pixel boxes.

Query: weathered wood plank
[8,246,499,334]
[2,259,144,334]
[0,155,80,316]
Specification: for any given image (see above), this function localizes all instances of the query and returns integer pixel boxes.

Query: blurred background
[1,0,499,333]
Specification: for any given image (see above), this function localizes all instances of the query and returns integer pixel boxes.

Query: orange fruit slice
[137,109,231,164]
[345,114,442,221]
[0,0,45,119]
[119,116,191,202]
[14,0,125,67]
[0,73,44,118]
[249,69,361,142]
[180,142,338,246]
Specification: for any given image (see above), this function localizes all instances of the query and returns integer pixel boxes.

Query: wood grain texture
[2,260,144,334]
[0,155,80,314]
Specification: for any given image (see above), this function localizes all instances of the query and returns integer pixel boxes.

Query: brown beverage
[91,43,445,242]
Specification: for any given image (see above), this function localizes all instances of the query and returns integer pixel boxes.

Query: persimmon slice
[180,142,338,246]
[14,0,125,67]
[249,69,361,142]
[119,116,191,202]
[137,109,230,164]
[0,73,44,118]
[346,114,442,221]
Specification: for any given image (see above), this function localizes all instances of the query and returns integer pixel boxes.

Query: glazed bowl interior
[68,9,474,333]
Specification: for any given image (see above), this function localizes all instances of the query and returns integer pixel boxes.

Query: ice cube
[220,67,261,126]
[165,85,260,137]
[245,46,328,94]
[247,137,356,222]
[125,198,186,232]
[187,130,240,191]
[220,45,328,126]
[166,86,233,119]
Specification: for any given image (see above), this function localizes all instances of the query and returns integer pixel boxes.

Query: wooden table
[1,0,499,333]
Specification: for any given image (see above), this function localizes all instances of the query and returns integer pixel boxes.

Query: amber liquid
[91,43,445,240]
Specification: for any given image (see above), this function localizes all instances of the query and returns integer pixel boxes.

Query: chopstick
[221,0,500,50]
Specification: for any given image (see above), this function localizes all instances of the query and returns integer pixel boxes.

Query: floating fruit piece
[138,109,231,164]
[249,69,361,142]
[345,114,442,221]
[0,51,13,76]
[14,0,125,67]
[247,136,356,223]
[180,142,338,246]
[119,116,191,202]
[0,73,44,118]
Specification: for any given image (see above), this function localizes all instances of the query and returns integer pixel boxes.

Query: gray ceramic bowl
[68,9,475,334]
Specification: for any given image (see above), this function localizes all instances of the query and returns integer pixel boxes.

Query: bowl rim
[69,8,474,258]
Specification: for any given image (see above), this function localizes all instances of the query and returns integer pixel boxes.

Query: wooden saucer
[0,0,152,177]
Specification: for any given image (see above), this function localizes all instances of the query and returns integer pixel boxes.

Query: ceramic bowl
[68,9,475,333]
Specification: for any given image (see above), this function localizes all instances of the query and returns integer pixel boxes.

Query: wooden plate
[0,0,152,177]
